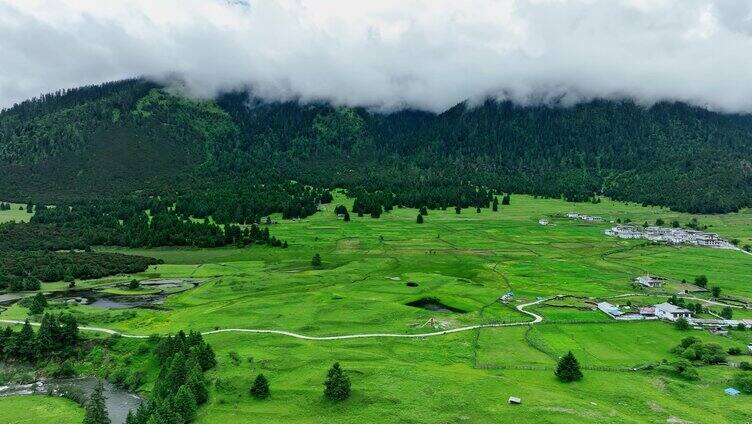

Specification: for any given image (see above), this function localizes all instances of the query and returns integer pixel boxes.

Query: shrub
[674,317,690,331]
[728,347,742,355]
[733,374,752,394]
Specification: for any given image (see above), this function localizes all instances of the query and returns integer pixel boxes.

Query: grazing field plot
[0,396,84,423]
[5,194,752,422]
[0,202,32,223]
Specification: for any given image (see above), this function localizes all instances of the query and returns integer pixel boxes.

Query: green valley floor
[2,194,752,423]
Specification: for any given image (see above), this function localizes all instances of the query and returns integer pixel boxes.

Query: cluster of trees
[125,331,216,424]
[6,79,752,216]
[172,182,329,224]
[0,202,11,210]
[0,314,79,362]
[0,251,160,289]
[671,336,727,365]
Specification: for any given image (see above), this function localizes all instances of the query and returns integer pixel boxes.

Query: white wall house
[654,302,692,321]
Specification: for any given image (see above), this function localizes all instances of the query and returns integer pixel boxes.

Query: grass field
[0,202,32,223]
[0,396,84,423]
[3,194,752,422]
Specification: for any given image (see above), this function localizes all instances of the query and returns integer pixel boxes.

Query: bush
[674,317,690,331]
[52,360,76,378]
[739,362,752,371]
[728,347,742,355]
[733,374,752,394]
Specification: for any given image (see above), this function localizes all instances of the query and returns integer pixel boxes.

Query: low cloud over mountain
[3,0,752,112]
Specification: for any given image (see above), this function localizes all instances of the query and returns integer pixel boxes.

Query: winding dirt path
[0,296,552,341]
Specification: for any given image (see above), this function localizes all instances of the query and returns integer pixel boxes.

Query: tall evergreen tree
[172,385,197,422]
[554,351,583,382]
[416,214,424,224]
[311,253,322,267]
[13,320,37,362]
[36,313,56,354]
[324,362,351,401]
[186,365,209,405]
[250,373,270,399]
[83,380,110,424]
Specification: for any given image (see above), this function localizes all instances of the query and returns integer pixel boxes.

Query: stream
[0,377,142,424]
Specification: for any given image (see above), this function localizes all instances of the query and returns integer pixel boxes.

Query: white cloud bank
[2,0,752,113]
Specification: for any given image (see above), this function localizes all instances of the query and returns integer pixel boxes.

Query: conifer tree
[554,351,583,382]
[251,373,270,399]
[311,253,322,267]
[28,292,47,314]
[13,320,36,362]
[416,214,424,224]
[83,380,110,424]
[186,365,209,405]
[36,313,56,354]
[492,197,499,211]
[197,343,216,371]
[172,385,197,422]
[324,362,351,401]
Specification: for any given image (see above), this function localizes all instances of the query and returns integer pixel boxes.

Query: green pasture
[0,202,32,223]
[0,396,84,423]
[4,194,752,422]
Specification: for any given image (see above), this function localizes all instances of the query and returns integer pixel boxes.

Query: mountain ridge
[2,78,751,213]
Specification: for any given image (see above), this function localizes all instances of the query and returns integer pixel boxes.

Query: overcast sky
[2,0,752,113]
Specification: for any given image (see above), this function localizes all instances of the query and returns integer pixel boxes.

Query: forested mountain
[2,78,752,214]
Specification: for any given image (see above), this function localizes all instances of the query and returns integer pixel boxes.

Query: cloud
[2,0,752,113]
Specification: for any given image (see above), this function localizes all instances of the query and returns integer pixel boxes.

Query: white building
[606,225,735,249]
[538,219,549,226]
[655,303,692,321]
[605,225,642,239]
[634,275,665,288]
[597,302,622,317]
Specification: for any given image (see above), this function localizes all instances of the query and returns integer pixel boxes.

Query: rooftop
[655,302,691,314]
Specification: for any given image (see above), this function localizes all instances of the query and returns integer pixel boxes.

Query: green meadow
[0,202,32,224]
[3,194,752,422]
[0,395,84,423]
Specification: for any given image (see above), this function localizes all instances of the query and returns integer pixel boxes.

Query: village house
[605,225,642,239]
[654,302,692,321]
[634,275,665,288]
[597,301,622,318]
[538,218,549,226]
[606,225,735,249]
[639,307,655,317]
[567,212,603,222]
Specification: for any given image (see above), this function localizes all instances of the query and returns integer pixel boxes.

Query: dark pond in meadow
[405,297,466,313]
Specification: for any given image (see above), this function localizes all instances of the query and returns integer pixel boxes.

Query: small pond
[0,377,142,424]
[405,297,466,313]
[52,278,202,309]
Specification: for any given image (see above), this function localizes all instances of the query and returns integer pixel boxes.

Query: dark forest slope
[2,79,752,213]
